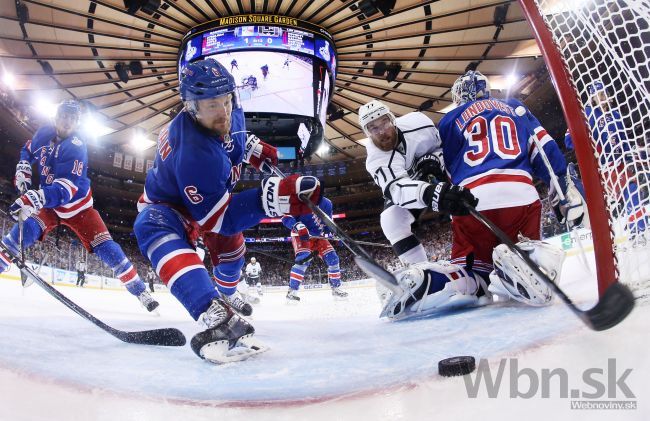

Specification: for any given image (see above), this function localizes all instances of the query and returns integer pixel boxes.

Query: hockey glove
[424,182,478,216]
[412,152,446,182]
[245,134,278,172]
[9,189,45,221]
[14,160,32,194]
[293,222,310,241]
[550,164,587,229]
[261,174,321,217]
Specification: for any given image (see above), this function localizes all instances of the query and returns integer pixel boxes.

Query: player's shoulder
[59,133,87,157]
[395,111,435,132]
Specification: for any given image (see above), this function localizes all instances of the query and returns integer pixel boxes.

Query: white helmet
[358,100,396,136]
[251,257,256,263]
[451,70,491,106]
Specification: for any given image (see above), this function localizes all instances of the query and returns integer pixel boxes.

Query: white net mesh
[531,0,650,289]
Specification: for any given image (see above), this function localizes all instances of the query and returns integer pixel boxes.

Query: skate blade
[201,335,269,364]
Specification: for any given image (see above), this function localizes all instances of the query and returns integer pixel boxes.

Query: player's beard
[372,129,397,152]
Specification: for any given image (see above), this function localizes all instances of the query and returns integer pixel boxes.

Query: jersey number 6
[463,115,521,166]
[184,186,204,204]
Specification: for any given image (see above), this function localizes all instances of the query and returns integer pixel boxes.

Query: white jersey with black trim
[245,262,262,278]
[365,112,442,209]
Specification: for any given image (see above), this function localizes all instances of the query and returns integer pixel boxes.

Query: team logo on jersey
[71,137,82,146]
[222,134,234,152]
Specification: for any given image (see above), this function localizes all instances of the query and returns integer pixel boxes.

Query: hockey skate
[222,292,253,316]
[286,289,300,302]
[137,290,160,312]
[191,299,268,364]
[331,286,348,299]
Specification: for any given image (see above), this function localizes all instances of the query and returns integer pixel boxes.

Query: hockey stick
[248,248,318,265]
[311,235,392,248]
[265,164,402,294]
[465,203,634,331]
[0,240,186,346]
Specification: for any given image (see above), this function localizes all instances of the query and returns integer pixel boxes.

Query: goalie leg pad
[488,238,564,306]
[378,261,480,320]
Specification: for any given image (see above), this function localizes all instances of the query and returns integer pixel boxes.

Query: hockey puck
[438,356,476,377]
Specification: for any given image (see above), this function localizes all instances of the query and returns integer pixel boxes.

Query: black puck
[438,356,476,377]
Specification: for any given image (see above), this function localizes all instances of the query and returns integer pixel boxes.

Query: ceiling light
[35,98,58,118]
[2,72,15,87]
[132,131,156,151]
[317,143,329,156]
[82,114,114,139]
[505,73,519,88]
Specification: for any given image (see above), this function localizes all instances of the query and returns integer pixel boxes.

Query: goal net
[520,0,650,295]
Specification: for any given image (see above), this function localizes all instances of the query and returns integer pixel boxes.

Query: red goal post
[519,0,650,296]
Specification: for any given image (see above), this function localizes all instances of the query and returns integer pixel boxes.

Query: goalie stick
[0,240,186,346]
[264,163,403,294]
[466,203,634,331]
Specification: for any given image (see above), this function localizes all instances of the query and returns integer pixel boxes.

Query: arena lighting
[372,61,387,76]
[385,64,401,82]
[505,73,519,88]
[317,143,330,156]
[2,72,15,87]
[114,62,129,83]
[81,114,114,139]
[123,0,160,15]
[328,109,346,122]
[131,130,156,151]
[418,99,434,111]
[129,61,143,75]
[34,98,58,118]
[358,0,397,17]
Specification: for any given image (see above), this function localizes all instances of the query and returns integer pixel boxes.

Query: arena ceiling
[0,0,547,163]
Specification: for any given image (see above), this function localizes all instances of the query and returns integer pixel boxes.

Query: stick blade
[117,328,187,346]
[585,282,635,331]
[354,256,402,294]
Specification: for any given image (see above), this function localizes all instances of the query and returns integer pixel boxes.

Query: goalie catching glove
[261,174,321,217]
[9,189,45,221]
[549,163,588,229]
[244,134,278,172]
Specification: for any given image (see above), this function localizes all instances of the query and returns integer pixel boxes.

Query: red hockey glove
[9,189,45,221]
[293,222,310,241]
[245,134,278,172]
[261,174,321,217]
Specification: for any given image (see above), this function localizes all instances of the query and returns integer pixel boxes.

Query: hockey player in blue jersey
[436,70,587,306]
[565,81,647,245]
[281,196,348,301]
[133,58,321,363]
[0,100,158,312]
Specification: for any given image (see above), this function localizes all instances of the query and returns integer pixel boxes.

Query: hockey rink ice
[0,249,648,421]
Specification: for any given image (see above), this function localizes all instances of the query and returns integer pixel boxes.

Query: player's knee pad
[322,250,339,267]
[380,206,416,243]
[489,238,564,306]
[93,240,127,268]
[133,204,187,258]
[294,251,312,267]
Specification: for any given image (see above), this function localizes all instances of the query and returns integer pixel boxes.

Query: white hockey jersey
[245,262,262,278]
[365,112,442,209]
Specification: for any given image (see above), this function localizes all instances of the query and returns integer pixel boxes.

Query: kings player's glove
[424,182,478,216]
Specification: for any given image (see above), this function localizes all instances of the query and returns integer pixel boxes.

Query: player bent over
[359,100,473,265]
[133,59,321,363]
[1,100,158,311]
[281,196,347,301]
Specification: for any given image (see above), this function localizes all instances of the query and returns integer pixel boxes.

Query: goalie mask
[451,70,491,106]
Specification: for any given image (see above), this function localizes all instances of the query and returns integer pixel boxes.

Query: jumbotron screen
[179,15,336,128]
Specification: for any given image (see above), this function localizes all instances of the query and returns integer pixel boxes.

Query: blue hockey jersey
[438,98,567,211]
[20,125,92,218]
[564,106,630,166]
[139,108,263,235]
[281,197,333,237]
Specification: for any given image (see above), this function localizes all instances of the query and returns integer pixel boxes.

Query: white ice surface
[0,252,647,421]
